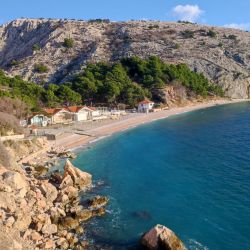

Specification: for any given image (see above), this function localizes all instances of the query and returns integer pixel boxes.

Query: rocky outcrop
[61,159,92,190]
[57,151,77,159]
[1,18,250,98]
[153,83,189,107]
[141,224,185,250]
[0,157,108,249]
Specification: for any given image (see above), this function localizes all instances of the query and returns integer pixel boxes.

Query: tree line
[0,56,223,112]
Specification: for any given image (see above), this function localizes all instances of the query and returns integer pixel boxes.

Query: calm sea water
[73,102,250,250]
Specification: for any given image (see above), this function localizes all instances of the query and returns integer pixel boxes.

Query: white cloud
[172,4,204,22]
[224,23,250,31]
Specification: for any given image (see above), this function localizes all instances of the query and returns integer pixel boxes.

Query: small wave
[188,239,209,250]
[89,135,110,143]
[204,218,226,232]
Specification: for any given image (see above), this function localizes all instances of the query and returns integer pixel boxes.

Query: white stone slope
[1,19,250,98]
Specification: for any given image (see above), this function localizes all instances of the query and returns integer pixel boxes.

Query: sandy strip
[52,99,248,150]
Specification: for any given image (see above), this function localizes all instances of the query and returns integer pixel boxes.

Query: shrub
[181,30,195,38]
[0,142,11,168]
[148,25,160,30]
[9,60,20,67]
[123,35,132,43]
[32,44,41,51]
[34,63,48,73]
[207,30,217,38]
[218,42,223,47]
[0,97,29,119]
[200,41,206,46]
[166,29,176,35]
[88,19,110,23]
[227,34,237,40]
[178,20,193,24]
[174,43,180,49]
[62,38,74,48]
[0,112,23,136]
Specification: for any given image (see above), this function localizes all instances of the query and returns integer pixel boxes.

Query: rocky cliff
[1,18,250,98]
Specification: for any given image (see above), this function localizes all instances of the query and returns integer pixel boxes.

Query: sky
[1,0,250,30]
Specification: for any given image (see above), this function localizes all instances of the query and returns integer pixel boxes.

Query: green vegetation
[32,44,41,51]
[68,56,223,106]
[200,41,206,46]
[174,43,180,49]
[181,30,195,39]
[0,56,223,110]
[207,30,217,38]
[178,21,194,24]
[62,38,74,48]
[218,42,223,47]
[0,70,81,110]
[148,25,160,30]
[34,63,48,73]
[88,19,110,23]
[9,60,20,67]
[123,35,132,44]
[227,34,237,40]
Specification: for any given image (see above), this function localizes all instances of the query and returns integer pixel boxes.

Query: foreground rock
[0,157,108,249]
[60,159,92,190]
[141,224,185,250]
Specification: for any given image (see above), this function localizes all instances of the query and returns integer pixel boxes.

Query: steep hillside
[1,18,250,98]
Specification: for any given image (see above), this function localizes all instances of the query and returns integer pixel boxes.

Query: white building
[44,108,72,124]
[66,106,93,121]
[138,100,154,113]
[88,107,101,118]
[28,114,51,127]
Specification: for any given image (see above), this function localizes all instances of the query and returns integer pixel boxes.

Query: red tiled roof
[65,106,83,113]
[87,106,96,111]
[139,100,154,105]
[44,108,66,115]
[65,106,93,113]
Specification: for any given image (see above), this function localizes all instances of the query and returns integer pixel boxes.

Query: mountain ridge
[1,18,250,98]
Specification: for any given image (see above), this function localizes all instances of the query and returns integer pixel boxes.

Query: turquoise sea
[73,102,250,250]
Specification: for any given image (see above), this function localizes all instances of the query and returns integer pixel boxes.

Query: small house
[138,100,154,113]
[66,106,93,121]
[28,113,50,127]
[44,108,72,124]
[89,107,101,118]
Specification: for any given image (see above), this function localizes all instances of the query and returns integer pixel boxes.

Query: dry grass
[0,142,11,168]
[0,112,23,136]
[0,97,29,119]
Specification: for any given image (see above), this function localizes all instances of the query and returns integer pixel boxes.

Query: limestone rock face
[62,160,92,189]
[1,19,250,98]
[141,224,185,250]
[153,83,188,107]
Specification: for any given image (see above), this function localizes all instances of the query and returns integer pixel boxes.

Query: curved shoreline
[19,98,249,165]
[52,99,249,151]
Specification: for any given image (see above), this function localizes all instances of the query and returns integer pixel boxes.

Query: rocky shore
[0,136,187,250]
[0,144,109,249]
